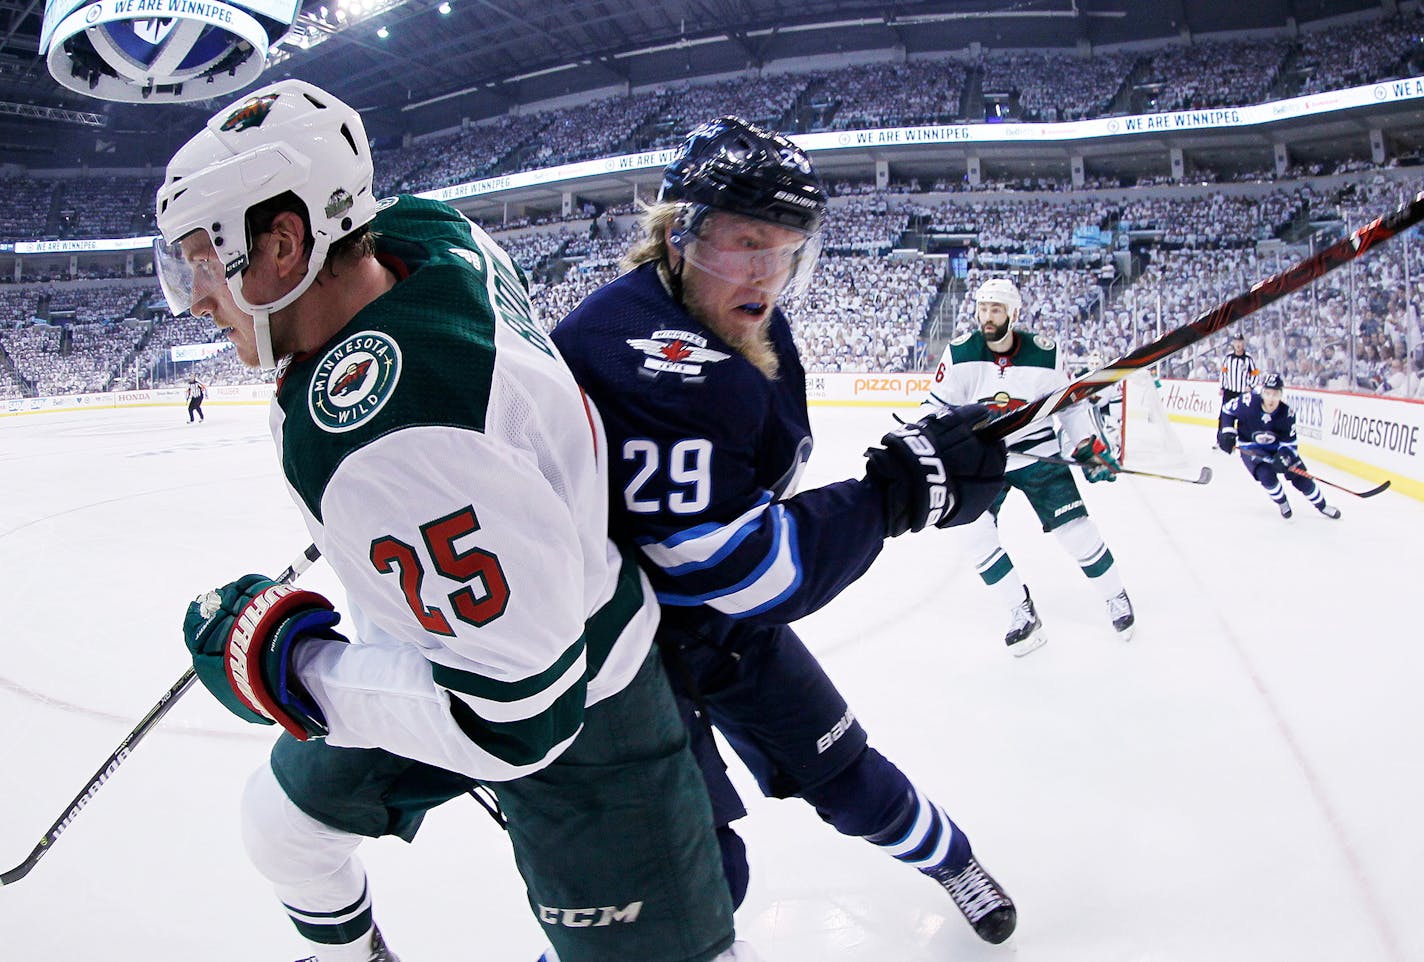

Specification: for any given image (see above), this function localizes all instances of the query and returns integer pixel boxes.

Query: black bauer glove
[865,404,1008,537]
[1275,447,1303,471]
[1217,428,1236,454]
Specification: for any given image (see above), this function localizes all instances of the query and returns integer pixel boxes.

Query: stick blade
[1360,479,1391,498]
[0,853,39,887]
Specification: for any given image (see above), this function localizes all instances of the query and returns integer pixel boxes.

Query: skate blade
[1008,629,1047,657]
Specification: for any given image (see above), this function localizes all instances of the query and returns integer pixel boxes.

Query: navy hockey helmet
[1261,372,1285,391]
[658,117,826,299]
[659,116,827,237]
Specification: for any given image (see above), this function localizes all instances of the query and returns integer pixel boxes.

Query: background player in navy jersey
[552,116,1018,945]
[1218,372,1340,519]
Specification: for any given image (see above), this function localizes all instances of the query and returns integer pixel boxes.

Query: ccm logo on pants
[539,902,644,927]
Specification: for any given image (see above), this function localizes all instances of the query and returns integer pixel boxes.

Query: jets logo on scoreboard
[308,330,402,433]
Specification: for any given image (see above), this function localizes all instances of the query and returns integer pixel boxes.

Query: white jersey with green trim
[923,327,1098,470]
[268,196,657,783]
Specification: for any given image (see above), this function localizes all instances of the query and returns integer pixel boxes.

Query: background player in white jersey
[924,277,1133,655]
[155,80,743,962]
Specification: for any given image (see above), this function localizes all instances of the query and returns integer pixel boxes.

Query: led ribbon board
[40,0,298,102]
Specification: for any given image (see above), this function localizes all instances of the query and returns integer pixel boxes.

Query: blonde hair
[629,199,781,381]
[621,200,682,273]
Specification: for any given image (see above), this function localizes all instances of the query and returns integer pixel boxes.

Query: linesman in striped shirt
[1218,334,1259,435]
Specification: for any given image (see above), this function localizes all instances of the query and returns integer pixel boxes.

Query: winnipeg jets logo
[627,330,730,378]
[133,18,176,45]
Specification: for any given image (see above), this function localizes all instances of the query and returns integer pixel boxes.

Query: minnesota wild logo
[220,93,279,133]
[308,330,402,433]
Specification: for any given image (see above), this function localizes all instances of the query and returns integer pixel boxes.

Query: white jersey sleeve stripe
[430,642,587,723]
[640,492,774,571]
[294,637,582,781]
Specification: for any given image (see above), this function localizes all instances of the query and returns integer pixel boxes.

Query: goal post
[1091,369,1191,471]
[1118,369,1191,470]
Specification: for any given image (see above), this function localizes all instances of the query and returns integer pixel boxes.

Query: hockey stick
[973,190,1424,442]
[1285,466,1390,499]
[1015,451,1213,485]
[1239,449,1391,498]
[0,543,322,888]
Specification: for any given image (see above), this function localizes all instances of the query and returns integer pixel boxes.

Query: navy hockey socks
[802,747,971,877]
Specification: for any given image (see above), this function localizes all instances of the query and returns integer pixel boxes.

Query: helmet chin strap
[253,308,276,371]
[985,316,1016,353]
[229,239,331,373]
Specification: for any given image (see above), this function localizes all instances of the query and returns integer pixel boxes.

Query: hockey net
[1096,369,1191,471]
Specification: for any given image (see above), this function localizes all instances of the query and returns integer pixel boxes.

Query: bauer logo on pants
[309,330,402,433]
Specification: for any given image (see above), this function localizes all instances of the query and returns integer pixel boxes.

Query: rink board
[5,376,1420,499]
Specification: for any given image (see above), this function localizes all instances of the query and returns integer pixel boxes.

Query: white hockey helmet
[154,79,378,369]
[974,277,1022,320]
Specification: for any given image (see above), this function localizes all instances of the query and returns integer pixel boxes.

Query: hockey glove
[1217,428,1237,454]
[1275,447,1303,471]
[1073,436,1121,483]
[182,574,344,740]
[865,403,1007,537]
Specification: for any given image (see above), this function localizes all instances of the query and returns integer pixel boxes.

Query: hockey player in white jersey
[924,277,1135,654]
[155,80,746,962]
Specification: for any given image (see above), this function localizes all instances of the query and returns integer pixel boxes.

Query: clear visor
[681,222,822,301]
[153,229,233,317]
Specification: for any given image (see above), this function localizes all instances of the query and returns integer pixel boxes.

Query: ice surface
[1,403,1419,962]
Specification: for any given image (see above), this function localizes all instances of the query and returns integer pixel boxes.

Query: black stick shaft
[1239,449,1391,498]
[0,544,321,887]
[975,192,1424,442]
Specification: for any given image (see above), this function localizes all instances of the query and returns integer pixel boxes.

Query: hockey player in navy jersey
[1218,372,1340,519]
[552,116,1018,945]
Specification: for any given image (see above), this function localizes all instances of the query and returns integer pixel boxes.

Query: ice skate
[1278,500,1292,519]
[927,855,1017,944]
[1317,503,1341,519]
[542,942,762,962]
[295,925,400,962]
[1004,587,1046,656]
[1106,589,1135,641]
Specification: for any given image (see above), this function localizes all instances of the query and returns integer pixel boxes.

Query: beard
[683,281,781,380]
[716,322,780,380]
[981,318,1012,348]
